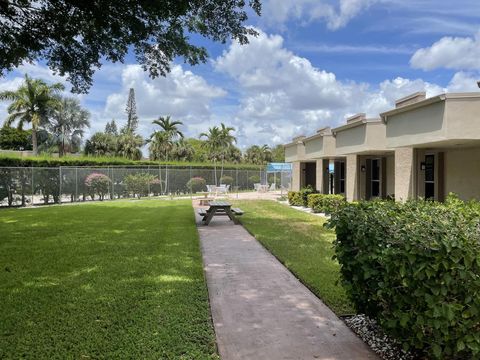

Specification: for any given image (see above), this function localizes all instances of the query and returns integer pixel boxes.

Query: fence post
[31,166,34,206]
[148,165,151,197]
[158,165,162,195]
[59,167,62,204]
[166,164,169,195]
[75,167,78,202]
[189,166,192,198]
[111,167,114,200]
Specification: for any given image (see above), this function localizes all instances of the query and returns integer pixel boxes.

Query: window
[371,159,380,198]
[339,162,345,194]
[424,154,435,200]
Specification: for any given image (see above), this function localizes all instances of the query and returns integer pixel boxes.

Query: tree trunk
[32,127,38,155]
[220,153,225,182]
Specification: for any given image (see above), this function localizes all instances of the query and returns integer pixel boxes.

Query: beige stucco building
[285,91,480,202]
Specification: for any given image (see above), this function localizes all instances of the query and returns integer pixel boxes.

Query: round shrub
[219,175,234,186]
[288,191,303,206]
[85,173,111,200]
[124,173,155,198]
[186,177,206,193]
[150,178,165,196]
[307,194,345,214]
[297,185,316,206]
[248,175,261,185]
[327,196,480,359]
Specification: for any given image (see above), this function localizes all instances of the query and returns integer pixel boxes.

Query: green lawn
[0,200,218,359]
[234,200,354,315]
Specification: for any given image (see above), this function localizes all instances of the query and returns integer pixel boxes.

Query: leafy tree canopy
[0,0,261,93]
[0,126,32,150]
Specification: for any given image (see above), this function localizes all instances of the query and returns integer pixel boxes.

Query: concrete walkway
[196,213,378,360]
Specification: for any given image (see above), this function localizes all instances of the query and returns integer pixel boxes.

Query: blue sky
[1,0,480,148]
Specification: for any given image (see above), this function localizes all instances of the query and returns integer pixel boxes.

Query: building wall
[386,155,395,197]
[386,102,446,148]
[291,161,301,191]
[324,135,337,158]
[445,98,480,140]
[346,154,358,202]
[444,147,480,200]
[395,147,415,201]
[336,125,366,154]
[285,145,296,162]
[335,122,387,155]
[304,137,324,159]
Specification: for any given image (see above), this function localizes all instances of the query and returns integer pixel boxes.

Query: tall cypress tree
[125,88,138,133]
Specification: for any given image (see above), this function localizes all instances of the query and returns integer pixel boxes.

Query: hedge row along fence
[288,187,345,214]
[326,195,480,359]
[0,154,263,170]
[0,167,268,207]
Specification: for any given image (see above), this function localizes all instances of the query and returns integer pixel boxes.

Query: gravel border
[343,315,415,360]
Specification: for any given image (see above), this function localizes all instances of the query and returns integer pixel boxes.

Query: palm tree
[0,75,64,155]
[116,131,143,160]
[260,144,272,164]
[200,126,222,185]
[148,131,172,161]
[48,97,90,156]
[150,115,184,162]
[84,132,116,156]
[218,123,236,179]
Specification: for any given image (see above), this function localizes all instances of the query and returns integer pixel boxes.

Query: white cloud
[410,32,480,70]
[261,0,381,30]
[102,64,226,139]
[214,29,479,145]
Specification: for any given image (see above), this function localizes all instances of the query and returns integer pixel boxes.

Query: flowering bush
[84,173,111,200]
[124,173,155,198]
[186,177,206,193]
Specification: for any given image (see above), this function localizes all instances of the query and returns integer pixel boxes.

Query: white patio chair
[206,185,216,195]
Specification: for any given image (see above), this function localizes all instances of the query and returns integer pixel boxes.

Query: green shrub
[0,154,261,170]
[326,196,480,359]
[248,175,261,184]
[219,175,234,186]
[149,178,165,195]
[287,191,303,206]
[186,177,206,193]
[298,185,316,206]
[124,173,155,198]
[307,194,346,214]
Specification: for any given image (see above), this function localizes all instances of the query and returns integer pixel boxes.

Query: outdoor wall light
[361,165,366,172]
[420,162,426,171]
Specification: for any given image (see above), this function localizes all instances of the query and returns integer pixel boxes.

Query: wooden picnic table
[199,201,242,225]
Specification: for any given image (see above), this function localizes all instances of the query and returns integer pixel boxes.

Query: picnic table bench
[198,201,244,225]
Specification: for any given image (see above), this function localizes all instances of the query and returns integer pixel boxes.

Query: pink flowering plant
[84,173,111,200]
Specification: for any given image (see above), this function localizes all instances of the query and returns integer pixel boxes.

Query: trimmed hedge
[326,195,480,359]
[0,154,262,170]
[288,191,303,206]
[288,186,317,207]
[307,194,345,214]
